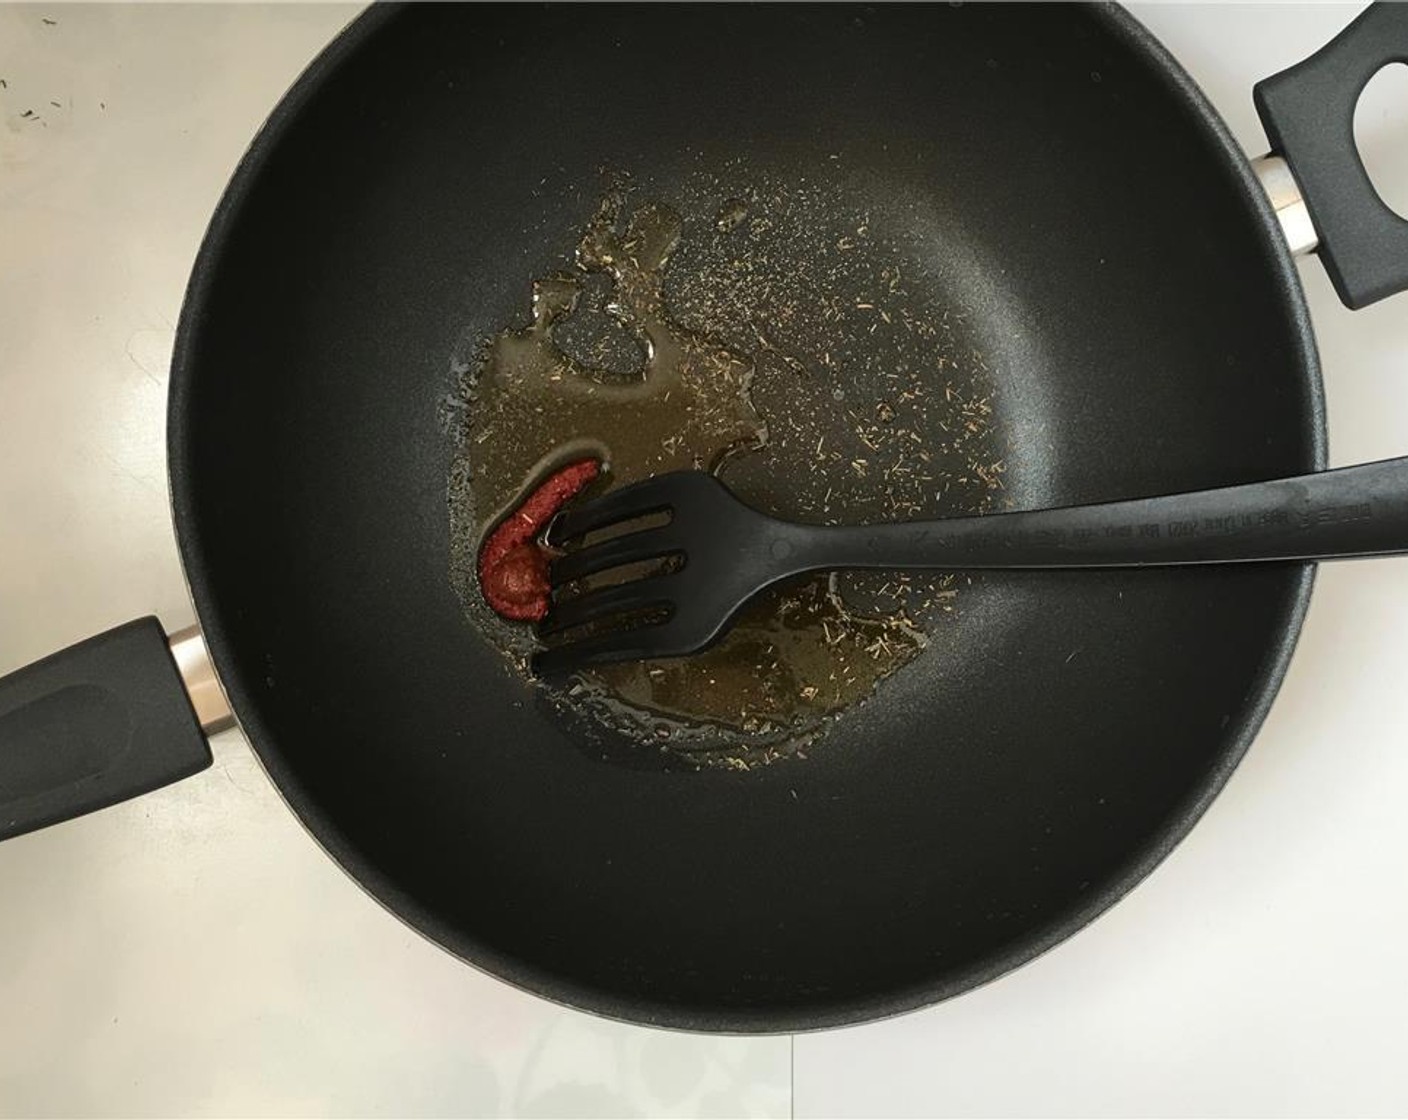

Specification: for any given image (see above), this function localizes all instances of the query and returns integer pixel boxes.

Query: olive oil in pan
[450,171,1004,764]
[593,574,925,734]
[466,193,766,529]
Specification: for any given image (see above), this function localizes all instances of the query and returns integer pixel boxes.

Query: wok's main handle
[1254,2,1408,309]
[0,619,228,841]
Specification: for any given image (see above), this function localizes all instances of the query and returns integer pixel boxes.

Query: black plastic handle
[802,455,1408,569]
[1254,3,1408,309]
[0,618,211,841]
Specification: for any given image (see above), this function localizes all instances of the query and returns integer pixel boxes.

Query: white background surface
[1,4,1405,1117]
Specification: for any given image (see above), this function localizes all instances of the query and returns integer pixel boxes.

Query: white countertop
[1,5,1405,1116]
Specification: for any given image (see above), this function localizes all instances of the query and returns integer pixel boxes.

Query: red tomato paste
[477,459,600,622]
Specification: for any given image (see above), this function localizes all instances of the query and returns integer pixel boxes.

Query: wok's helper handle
[1254,2,1408,309]
[0,618,217,841]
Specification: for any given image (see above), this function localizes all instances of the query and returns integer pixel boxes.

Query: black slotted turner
[534,458,1408,676]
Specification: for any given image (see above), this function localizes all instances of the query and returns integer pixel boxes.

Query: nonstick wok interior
[171,4,1321,1029]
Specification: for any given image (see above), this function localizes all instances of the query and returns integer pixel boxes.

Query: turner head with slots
[533,470,796,677]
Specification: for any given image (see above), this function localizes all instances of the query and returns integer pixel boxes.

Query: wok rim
[167,2,1327,1032]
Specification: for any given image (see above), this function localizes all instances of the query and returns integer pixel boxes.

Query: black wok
[3,3,1407,1032]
